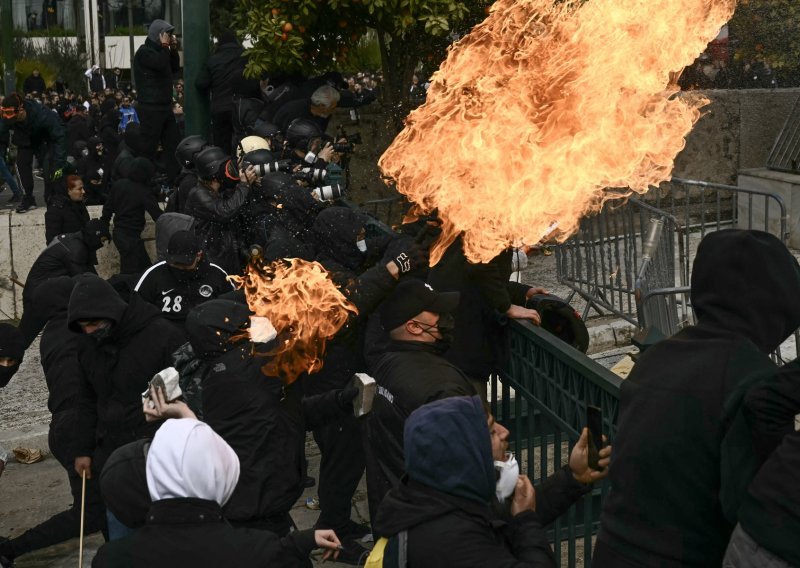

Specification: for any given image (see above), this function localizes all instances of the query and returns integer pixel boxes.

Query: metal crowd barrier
[493,321,622,567]
[556,178,790,342]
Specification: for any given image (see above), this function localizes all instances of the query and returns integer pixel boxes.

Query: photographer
[274,85,340,134]
[101,156,163,274]
[133,19,181,182]
[183,146,257,274]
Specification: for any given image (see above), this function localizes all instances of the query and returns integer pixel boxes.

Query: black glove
[337,384,359,411]
[384,238,429,275]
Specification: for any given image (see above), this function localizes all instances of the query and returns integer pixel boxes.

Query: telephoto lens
[311,183,345,202]
[253,159,293,177]
[293,167,327,183]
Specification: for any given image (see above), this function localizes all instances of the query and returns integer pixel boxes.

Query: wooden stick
[79,469,86,568]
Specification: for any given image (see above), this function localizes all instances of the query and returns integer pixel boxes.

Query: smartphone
[586,405,604,470]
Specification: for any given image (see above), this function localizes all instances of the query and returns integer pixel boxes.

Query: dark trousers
[113,229,151,275]
[137,104,180,183]
[15,145,59,206]
[211,111,234,156]
[19,287,48,348]
[6,410,106,559]
[312,414,365,531]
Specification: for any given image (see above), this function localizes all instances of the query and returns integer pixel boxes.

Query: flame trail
[232,258,358,384]
[380,0,737,264]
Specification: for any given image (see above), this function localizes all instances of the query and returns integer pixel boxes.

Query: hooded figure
[0,277,106,565]
[68,274,185,474]
[92,418,324,568]
[372,396,559,566]
[0,324,25,388]
[594,230,800,568]
[18,219,110,346]
[78,135,107,205]
[185,300,354,536]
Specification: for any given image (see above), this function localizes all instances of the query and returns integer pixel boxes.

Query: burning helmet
[237,135,270,160]
[175,135,209,170]
[525,294,590,353]
[286,118,323,152]
[194,146,229,181]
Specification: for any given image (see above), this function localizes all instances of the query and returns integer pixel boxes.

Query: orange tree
[232,0,492,130]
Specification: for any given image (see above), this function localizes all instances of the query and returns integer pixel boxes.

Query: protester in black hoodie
[44,175,90,244]
[18,219,110,346]
[102,156,162,274]
[78,136,108,205]
[594,229,800,568]
[68,274,185,513]
[185,299,358,537]
[0,278,106,565]
[372,396,603,566]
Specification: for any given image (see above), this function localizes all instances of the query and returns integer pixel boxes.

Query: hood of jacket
[404,396,495,504]
[185,299,252,359]
[691,229,800,353]
[312,206,368,273]
[33,275,77,322]
[100,439,151,528]
[67,274,127,333]
[146,418,240,506]
[147,19,174,43]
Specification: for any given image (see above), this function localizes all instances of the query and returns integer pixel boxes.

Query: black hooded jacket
[133,25,181,108]
[595,230,800,568]
[0,324,25,388]
[69,275,185,456]
[101,158,162,233]
[185,300,351,525]
[33,276,81,414]
[0,99,67,170]
[44,195,90,244]
[373,396,558,567]
[195,41,245,114]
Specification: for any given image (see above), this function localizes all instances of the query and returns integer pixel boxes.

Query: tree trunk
[377,31,416,134]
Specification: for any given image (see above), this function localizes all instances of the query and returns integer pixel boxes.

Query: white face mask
[356,239,367,253]
[494,452,519,501]
[510,248,528,273]
[249,316,277,344]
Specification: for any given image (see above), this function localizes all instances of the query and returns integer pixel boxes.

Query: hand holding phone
[586,405,605,471]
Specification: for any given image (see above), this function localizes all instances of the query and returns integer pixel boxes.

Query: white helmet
[237,135,270,159]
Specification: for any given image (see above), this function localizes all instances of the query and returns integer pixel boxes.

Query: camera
[293,167,327,183]
[226,158,292,180]
[311,183,346,202]
[332,142,356,154]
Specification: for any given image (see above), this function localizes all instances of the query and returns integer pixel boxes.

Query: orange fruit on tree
[283,22,293,32]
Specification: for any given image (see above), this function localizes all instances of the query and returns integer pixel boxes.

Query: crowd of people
[0,18,798,568]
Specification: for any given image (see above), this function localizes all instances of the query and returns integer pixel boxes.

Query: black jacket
[186,300,350,525]
[69,276,185,456]
[23,231,99,306]
[363,340,476,519]
[273,97,329,134]
[165,169,198,213]
[44,195,90,244]
[101,176,162,234]
[133,258,233,327]
[23,74,46,94]
[0,100,67,170]
[183,182,250,274]
[195,42,245,114]
[66,114,92,158]
[34,276,81,414]
[595,230,800,568]
[92,498,316,568]
[373,396,573,567]
[133,37,180,107]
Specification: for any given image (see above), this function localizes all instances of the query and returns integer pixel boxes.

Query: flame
[231,258,358,384]
[380,0,736,264]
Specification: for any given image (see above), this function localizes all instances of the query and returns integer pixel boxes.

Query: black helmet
[252,121,280,140]
[525,294,590,353]
[286,118,323,152]
[242,148,276,166]
[175,135,208,169]
[194,146,229,180]
[259,171,294,197]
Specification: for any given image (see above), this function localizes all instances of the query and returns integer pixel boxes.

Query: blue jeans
[106,510,135,541]
[0,158,22,196]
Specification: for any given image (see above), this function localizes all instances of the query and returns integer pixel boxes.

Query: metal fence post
[182,0,210,138]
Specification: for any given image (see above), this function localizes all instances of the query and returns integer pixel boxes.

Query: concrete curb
[0,423,50,459]
[586,319,637,355]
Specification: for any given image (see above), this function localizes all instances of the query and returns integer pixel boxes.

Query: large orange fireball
[232,259,358,384]
[379,0,737,264]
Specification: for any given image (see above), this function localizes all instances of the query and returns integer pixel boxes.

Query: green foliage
[10,38,89,95]
[108,26,149,36]
[14,59,57,90]
[729,0,800,84]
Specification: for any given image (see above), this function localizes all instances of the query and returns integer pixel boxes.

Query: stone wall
[0,206,156,320]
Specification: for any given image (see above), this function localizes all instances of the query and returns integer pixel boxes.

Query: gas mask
[494,452,520,501]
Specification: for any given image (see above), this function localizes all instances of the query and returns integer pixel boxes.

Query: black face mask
[0,364,20,385]
[168,265,200,283]
[88,324,113,343]
[415,313,456,353]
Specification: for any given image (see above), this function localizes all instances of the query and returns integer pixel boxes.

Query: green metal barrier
[492,320,622,567]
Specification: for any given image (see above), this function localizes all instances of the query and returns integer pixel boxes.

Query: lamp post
[181,0,210,138]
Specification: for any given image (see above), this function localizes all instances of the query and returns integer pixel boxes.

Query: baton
[78,469,86,568]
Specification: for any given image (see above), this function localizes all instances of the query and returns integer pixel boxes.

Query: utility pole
[2,0,14,94]
[182,0,210,138]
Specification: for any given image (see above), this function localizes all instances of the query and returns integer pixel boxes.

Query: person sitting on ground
[44,175,89,244]
[371,396,610,566]
[92,397,343,567]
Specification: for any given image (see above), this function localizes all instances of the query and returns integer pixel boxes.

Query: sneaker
[15,200,35,213]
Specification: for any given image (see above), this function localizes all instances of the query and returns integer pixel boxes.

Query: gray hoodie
[147,19,174,44]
